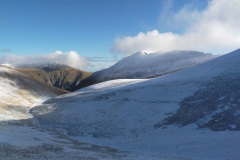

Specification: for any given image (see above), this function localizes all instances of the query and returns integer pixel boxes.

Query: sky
[0,0,239,71]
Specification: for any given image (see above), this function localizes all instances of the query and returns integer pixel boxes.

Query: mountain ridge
[8,63,92,91]
[75,50,217,90]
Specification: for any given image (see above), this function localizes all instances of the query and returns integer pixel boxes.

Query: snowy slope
[0,66,139,160]
[31,49,240,159]
[76,50,217,90]
[0,66,67,121]
[80,79,147,92]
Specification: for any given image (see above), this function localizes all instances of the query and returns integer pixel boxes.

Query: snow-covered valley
[0,67,131,159]
[1,49,240,159]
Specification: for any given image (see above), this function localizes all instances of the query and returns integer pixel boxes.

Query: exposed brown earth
[15,66,91,91]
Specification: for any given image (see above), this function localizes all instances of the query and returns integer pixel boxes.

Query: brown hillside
[16,67,91,91]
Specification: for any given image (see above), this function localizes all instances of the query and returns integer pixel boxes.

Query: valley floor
[0,99,129,160]
[1,119,240,160]
[0,102,176,159]
[0,122,129,160]
[1,94,240,160]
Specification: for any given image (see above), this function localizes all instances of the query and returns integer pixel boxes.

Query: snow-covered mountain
[76,50,217,90]
[0,66,67,121]
[31,49,240,159]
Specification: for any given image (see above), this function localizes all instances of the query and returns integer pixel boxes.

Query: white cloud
[112,0,240,55]
[84,57,118,71]
[0,51,89,69]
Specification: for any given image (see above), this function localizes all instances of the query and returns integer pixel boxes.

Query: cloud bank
[112,0,240,55]
[85,57,118,71]
[0,51,89,69]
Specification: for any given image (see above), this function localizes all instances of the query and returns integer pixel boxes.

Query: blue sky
[0,0,239,71]
[1,0,205,55]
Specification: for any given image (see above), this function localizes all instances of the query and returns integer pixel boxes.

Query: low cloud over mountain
[0,51,89,69]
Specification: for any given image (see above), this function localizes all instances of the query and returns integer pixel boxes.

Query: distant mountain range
[75,50,217,90]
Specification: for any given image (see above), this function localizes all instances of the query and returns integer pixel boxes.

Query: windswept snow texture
[76,50,217,89]
[31,49,240,159]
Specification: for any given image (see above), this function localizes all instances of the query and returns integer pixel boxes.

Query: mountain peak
[131,51,148,56]
[139,51,149,55]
